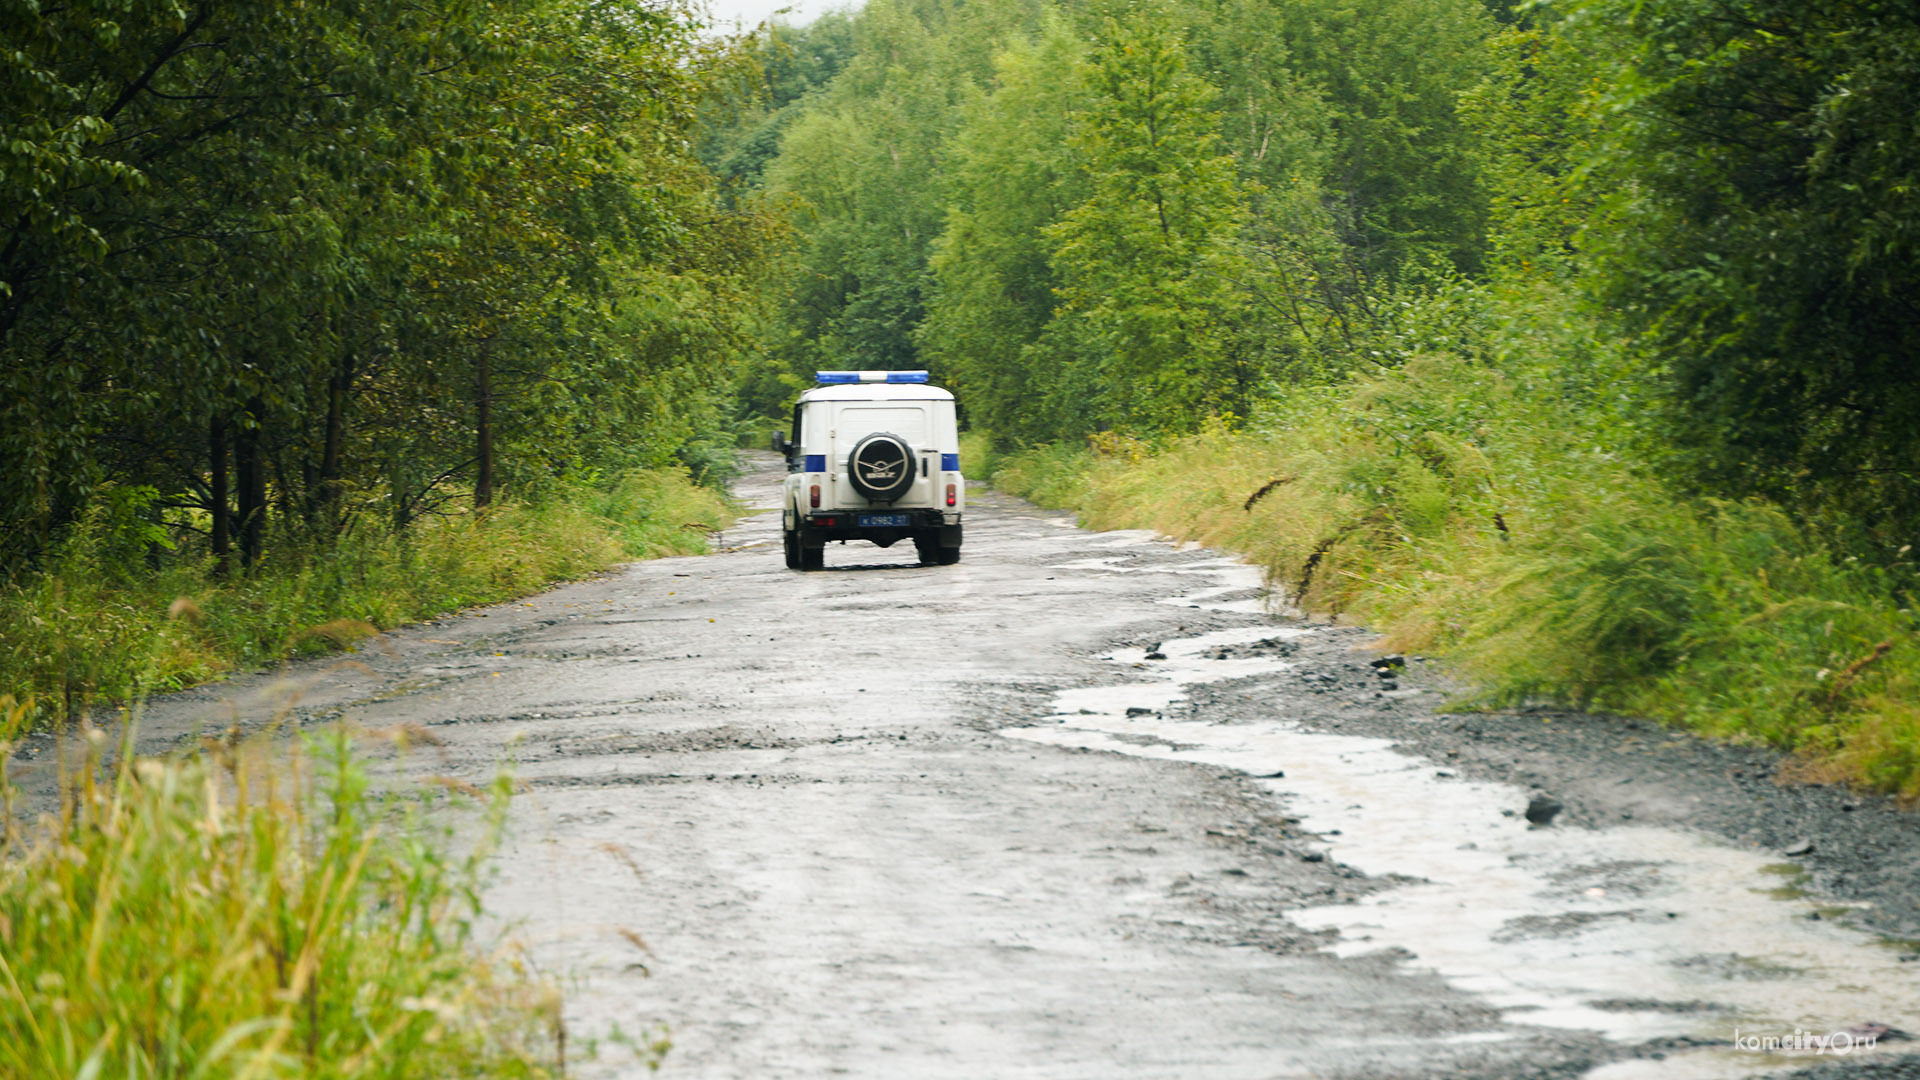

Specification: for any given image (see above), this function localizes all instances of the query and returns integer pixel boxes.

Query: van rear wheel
[916,530,961,566]
[783,527,801,570]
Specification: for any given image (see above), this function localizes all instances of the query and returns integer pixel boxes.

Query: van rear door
[832,403,934,506]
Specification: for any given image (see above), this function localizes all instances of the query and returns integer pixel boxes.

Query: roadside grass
[990,291,1920,802]
[0,468,735,729]
[957,429,1005,487]
[0,703,608,1078]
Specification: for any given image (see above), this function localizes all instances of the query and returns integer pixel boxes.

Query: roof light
[814,370,931,385]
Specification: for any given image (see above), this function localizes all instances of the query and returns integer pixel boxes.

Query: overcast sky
[699,0,857,32]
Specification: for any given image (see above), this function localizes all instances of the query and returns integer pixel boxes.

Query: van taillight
[945,483,956,507]
[810,484,821,508]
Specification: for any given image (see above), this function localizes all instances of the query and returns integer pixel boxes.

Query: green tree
[1457,17,1607,280]
[0,0,775,570]
[918,15,1090,442]
[1563,0,1920,548]
[701,13,859,191]
[1186,0,1495,279]
[763,0,972,374]
[1038,6,1251,435]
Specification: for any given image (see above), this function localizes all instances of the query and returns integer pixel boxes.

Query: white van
[773,371,964,570]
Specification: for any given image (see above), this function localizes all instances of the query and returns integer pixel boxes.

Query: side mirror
[771,432,789,455]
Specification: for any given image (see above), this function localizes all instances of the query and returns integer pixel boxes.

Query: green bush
[992,441,1103,512]
[956,429,1003,488]
[994,286,1920,800]
[0,716,590,1078]
[0,468,735,728]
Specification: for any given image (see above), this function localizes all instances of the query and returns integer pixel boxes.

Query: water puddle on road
[1011,557,1918,1079]
[1050,543,1273,616]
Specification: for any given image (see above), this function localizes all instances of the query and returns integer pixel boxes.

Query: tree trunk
[210,412,231,576]
[236,395,267,570]
[475,342,494,509]
[273,444,298,536]
[314,351,353,527]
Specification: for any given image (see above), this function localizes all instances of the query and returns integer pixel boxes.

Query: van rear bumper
[802,510,960,549]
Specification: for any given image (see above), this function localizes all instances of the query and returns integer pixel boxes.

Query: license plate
[858,513,910,527]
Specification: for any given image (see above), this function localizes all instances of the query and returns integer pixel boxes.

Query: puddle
[1050,551,1275,616]
[1006,562,1919,1079]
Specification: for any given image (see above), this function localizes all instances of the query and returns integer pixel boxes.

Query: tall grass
[0,468,735,729]
[991,289,1920,801]
[956,429,1005,487]
[0,705,599,1078]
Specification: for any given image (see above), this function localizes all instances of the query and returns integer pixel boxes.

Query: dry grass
[992,349,1920,800]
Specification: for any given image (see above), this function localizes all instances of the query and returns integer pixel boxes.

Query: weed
[0,468,734,730]
[993,287,1920,798]
[0,717,599,1077]
[957,429,1002,487]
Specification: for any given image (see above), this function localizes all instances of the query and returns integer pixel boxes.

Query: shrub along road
[18,455,1919,1079]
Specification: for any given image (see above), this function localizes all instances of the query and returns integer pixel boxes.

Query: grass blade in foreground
[0,712,622,1078]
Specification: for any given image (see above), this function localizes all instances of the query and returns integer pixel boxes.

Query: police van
[773,370,964,570]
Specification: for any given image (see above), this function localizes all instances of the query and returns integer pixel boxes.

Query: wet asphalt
[12,453,1918,1079]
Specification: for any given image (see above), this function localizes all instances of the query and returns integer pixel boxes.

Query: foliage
[917,17,1091,440]
[0,469,733,728]
[702,13,860,191]
[1455,19,1607,278]
[992,285,1920,798]
[756,0,976,383]
[1188,0,1496,278]
[0,0,774,573]
[1034,5,1253,436]
[956,429,1005,486]
[0,724,599,1077]
[990,439,1099,508]
[1556,0,1920,550]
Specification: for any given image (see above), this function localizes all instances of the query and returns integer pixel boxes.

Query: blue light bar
[814,370,931,385]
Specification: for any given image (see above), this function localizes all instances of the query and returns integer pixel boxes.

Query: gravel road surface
[14,454,1917,1080]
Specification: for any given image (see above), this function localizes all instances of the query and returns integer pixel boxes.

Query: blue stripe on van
[941,453,960,471]
[805,454,826,471]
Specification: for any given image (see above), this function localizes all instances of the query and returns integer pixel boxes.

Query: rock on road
[28,454,1920,1080]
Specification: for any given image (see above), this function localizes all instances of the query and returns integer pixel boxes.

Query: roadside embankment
[986,353,1920,802]
[0,468,734,729]
[0,713,576,1077]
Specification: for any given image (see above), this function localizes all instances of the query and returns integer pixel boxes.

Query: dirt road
[26,455,1918,1079]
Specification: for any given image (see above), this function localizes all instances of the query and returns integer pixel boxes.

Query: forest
[709,0,1920,795]
[2,0,1917,792]
[1,0,776,716]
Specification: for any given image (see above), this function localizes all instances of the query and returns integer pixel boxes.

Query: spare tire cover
[847,432,916,501]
